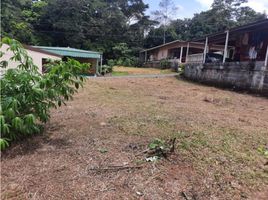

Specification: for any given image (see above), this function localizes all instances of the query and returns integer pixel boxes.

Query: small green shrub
[178,64,185,74]
[146,138,176,160]
[148,138,166,150]
[160,59,170,69]
[100,64,113,75]
[123,58,133,67]
[0,37,88,150]
[257,146,268,159]
[131,57,144,68]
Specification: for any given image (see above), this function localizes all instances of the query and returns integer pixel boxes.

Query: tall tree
[32,0,154,59]
[152,0,178,44]
[1,0,36,43]
[187,0,266,40]
[144,0,266,47]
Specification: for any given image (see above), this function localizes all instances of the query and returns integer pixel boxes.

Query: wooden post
[223,30,229,64]
[144,51,147,63]
[179,46,183,63]
[96,58,99,76]
[186,42,190,63]
[265,45,268,68]
[100,54,103,74]
[203,37,208,64]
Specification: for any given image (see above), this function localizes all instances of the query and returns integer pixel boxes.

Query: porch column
[179,46,183,63]
[186,42,190,63]
[265,45,268,68]
[144,51,147,63]
[203,37,208,64]
[96,59,99,76]
[223,30,229,64]
[100,54,103,74]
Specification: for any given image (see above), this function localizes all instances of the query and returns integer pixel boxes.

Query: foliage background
[1,0,267,62]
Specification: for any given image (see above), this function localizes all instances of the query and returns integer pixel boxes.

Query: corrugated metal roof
[33,46,102,59]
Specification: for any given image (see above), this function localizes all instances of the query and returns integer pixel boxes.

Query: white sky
[196,0,268,13]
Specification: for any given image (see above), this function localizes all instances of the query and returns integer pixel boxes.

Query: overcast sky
[143,0,268,19]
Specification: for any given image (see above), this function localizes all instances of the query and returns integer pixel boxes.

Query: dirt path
[1,77,268,200]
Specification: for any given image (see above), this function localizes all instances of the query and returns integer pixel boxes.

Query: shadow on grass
[1,124,70,160]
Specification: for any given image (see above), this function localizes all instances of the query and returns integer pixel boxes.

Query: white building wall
[157,48,168,60]
[0,44,61,75]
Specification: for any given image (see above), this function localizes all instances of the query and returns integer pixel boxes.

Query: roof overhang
[194,19,268,43]
[140,40,185,52]
[141,19,268,53]
[33,46,102,59]
[23,45,62,58]
[141,41,232,53]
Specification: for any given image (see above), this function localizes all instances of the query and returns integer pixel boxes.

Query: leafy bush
[132,57,144,68]
[100,64,113,75]
[0,37,88,150]
[178,64,185,74]
[160,59,171,69]
[111,43,142,67]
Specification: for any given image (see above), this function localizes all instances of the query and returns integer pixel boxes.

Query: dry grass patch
[1,77,268,200]
[112,66,175,75]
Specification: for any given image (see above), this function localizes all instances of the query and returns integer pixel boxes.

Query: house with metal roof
[0,44,62,76]
[140,19,268,95]
[34,46,103,75]
[184,19,268,95]
[140,40,227,68]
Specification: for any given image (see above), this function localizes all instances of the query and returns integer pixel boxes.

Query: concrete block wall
[184,61,268,96]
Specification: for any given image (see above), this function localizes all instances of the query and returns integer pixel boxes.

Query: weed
[98,148,108,154]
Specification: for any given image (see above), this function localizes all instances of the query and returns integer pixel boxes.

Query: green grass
[112,71,129,76]
[173,129,268,187]
[160,69,178,74]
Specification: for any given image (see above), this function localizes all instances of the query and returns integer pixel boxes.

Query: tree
[0,37,87,150]
[34,0,154,60]
[187,0,266,40]
[145,0,266,47]
[144,25,178,48]
[1,0,36,43]
[152,0,178,44]
[210,0,266,28]
[1,0,266,60]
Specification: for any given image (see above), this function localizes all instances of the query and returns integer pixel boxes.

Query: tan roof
[141,41,230,52]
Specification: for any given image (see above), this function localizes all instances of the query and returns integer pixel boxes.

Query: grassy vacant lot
[112,66,176,76]
[2,77,268,200]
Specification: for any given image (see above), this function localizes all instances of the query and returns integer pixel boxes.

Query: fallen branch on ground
[89,165,142,172]
[181,191,190,200]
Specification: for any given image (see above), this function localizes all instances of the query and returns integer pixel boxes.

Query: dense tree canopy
[1,0,155,60]
[1,0,267,59]
[144,0,266,48]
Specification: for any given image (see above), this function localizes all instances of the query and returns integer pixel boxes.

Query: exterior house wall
[157,48,168,60]
[0,44,61,75]
[184,62,268,96]
[145,46,180,68]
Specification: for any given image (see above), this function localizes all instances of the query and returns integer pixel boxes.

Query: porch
[184,19,268,94]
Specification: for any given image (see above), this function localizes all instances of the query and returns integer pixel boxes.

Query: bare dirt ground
[1,77,268,200]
